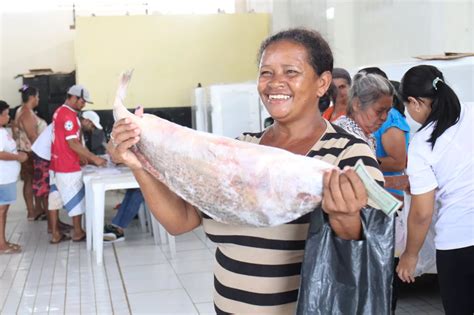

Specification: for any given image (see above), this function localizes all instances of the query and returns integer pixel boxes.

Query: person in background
[357,67,409,314]
[31,124,72,234]
[80,110,106,155]
[12,85,47,220]
[358,68,410,197]
[333,71,394,153]
[396,65,474,315]
[0,100,28,254]
[322,67,351,122]
[103,189,144,242]
[318,82,337,113]
[107,28,388,314]
[49,85,107,244]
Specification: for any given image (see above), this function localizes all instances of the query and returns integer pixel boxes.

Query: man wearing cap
[49,85,107,244]
[81,111,106,155]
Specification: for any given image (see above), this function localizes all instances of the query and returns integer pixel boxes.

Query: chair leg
[137,203,147,233]
[145,204,162,245]
[145,205,153,234]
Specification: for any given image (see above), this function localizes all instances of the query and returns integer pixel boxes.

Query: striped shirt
[202,122,384,314]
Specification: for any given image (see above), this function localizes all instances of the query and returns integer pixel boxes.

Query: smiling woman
[107,28,392,314]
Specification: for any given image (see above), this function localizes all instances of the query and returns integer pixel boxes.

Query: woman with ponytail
[396,65,474,315]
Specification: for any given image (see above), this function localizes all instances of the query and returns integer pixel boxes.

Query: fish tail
[113,70,135,121]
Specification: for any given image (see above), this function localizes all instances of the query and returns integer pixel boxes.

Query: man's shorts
[32,153,50,197]
[48,170,85,217]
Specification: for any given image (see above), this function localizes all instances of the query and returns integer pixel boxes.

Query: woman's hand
[322,167,367,240]
[107,118,142,170]
[322,167,367,217]
[16,151,28,163]
[396,252,418,283]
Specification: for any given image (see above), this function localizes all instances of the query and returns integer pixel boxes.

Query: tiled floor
[1,184,444,314]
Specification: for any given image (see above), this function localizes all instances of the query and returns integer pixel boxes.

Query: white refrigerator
[193,82,270,138]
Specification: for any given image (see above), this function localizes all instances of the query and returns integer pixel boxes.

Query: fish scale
[113,71,335,227]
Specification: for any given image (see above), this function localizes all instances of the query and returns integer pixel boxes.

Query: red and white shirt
[50,105,81,172]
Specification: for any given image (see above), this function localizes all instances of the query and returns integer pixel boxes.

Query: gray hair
[347,72,394,115]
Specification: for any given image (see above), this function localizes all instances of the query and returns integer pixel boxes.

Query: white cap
[81,111,103,130]
[67,85,93,104]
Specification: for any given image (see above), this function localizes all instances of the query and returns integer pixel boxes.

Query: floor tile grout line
[78,243,83,315]
[0,221,28,312]
[62,241,71,315]
[31,231,54,313]
[88,247,99,315]
[0,217,21,279]
[160,243,202,315]
[102,246,119,315]
[112,243,133,314]
[13,226,41,314]
[46,241,61,315]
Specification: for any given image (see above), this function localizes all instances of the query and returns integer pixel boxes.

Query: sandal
[8,242,21,250]
[58,221,73,231]
[50,234,71,244]
[0,247,21,254]
[72,234,86,242]
[27,212,45,221]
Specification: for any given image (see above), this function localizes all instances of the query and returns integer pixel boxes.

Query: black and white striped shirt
[202,122,384,314]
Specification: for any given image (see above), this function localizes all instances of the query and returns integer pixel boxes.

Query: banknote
[354,159,402,216]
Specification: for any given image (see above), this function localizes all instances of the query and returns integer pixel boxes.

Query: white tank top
[31,124,53,161]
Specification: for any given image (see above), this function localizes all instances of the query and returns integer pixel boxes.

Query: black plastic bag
[297,206,395,315]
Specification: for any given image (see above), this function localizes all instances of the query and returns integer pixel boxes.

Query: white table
[83,165,175,265]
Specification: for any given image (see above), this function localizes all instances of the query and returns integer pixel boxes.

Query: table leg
[84,177,93,251]
[92,182,105,265]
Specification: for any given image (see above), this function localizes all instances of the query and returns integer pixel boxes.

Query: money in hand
[354,159,402,216]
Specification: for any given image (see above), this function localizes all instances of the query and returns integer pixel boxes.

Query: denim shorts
[0,182,17,205]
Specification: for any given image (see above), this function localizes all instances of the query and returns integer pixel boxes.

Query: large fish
[113,71,335,227]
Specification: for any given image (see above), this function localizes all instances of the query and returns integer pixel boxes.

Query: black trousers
[436,245,474,315]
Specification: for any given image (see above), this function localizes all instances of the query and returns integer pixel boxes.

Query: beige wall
[75,14,270,109]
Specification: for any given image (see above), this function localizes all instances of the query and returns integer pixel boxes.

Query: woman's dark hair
[400,65,461,149]
[390,80,405,117]
[333,67,352,85]
[257,28,333,75]
[19,85,39,103]
[0,100,10,113]
[319,82,337,112]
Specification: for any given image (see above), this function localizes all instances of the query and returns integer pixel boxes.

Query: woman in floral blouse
[333,71,394,153]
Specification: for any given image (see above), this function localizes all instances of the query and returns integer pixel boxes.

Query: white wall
[1,0,472,105]
[0,10,75,106]
[0,13,4,100]
[272,0,474,69]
